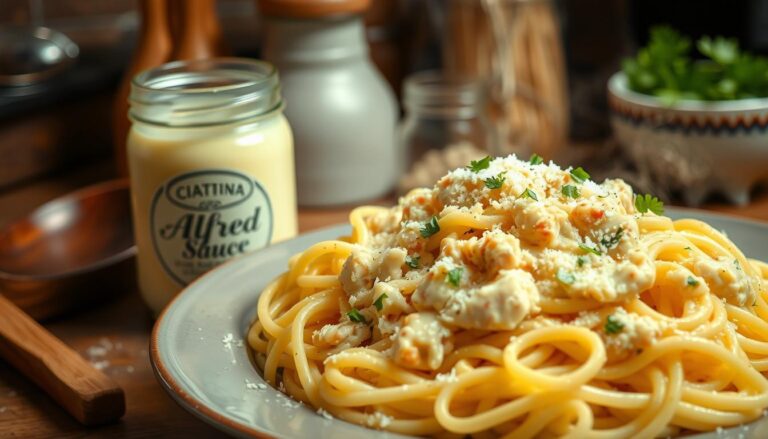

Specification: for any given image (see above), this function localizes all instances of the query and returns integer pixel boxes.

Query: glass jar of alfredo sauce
[127,58,297,315]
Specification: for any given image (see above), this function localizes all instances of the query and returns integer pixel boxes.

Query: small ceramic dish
[608,72,768,206]
[152,210,768,439]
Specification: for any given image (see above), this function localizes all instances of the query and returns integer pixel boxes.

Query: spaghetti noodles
[248,155,768,438]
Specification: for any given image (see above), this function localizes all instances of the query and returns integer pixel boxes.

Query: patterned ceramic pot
[608,72,768,206]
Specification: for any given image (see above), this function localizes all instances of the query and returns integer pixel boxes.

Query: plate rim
[150,224,349,439]
[150,209,768,438]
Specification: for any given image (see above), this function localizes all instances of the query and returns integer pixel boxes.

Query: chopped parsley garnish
[405,255,420,269]
[484,172,506,189]
[686,276,699,287]
[420,216,440,238]
[446,267,463,287]
[734,259,742,270]
[623,26,768,102]
[577,256,587,267]
[634,193,664,215]
[684,246,692,251]
[520,188,538,201]
[467,156,491,173]
[347,309,368,324]
[570,167,590,183]
[556,268,576,285]
[605,315,624,334]
[561,184,580,198]
[578,243,601,256]
[600,227,624,249]
[373,293,388,311]
[529,153,544,165]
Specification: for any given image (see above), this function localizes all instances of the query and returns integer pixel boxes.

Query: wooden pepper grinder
[170,0,228,60]
[112,0,173,177]
[112,0,228,177]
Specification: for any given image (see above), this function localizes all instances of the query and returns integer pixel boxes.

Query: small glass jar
[127,58,298,315]
[398,71,497,193]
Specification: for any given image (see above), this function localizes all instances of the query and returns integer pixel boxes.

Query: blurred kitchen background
[2,0,768,205]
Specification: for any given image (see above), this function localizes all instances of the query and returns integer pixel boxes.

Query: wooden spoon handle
[0,295,125,425]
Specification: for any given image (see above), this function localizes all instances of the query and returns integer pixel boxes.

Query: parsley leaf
[467,156,491,173]
[556,268,575,285]
[570,167,590,183]
[373,293,388,311]
[623,26,768,101]
[605,315,624,334]
[578,243,601,256]
[686,276,699,287]
[484,172,506,189]
[634,193,664,215]
[600,227,624,249]
[420,216,440,238]
[698,35,739,65]
[446,267,463,287]
[529,153,544,165]
[520,188,538,201]
[405,255,420,269]
[347,309,368,324]
[561,184,580,198]
[577,256,587,267]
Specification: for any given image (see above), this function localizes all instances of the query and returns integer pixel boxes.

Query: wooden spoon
[0,294,125,425]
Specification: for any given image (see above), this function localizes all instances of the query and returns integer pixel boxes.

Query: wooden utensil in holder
[445,0,569,160]
[0,295,125,425]
[113,0,228,176]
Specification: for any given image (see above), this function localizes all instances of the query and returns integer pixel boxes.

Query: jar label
[150,169,273,286]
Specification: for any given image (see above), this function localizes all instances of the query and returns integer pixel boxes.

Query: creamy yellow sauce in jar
[127,58,297,315]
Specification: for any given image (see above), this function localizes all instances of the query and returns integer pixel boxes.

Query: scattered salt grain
[85,337,115,359]
[126,366,135,373]
[91,360,110,371]
[317,408,333,420]
[86,345,108,357]
[245,379,267,391]
[366,411,393,429]
[221,333,241,364]
[276,392,301,409]
[435,369,458,383]
[98,337,114,351]
[0,407,6,414]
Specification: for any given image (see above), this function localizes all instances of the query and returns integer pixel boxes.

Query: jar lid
[258,0,370,18]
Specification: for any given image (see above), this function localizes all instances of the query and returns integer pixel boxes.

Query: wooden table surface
[0,162,763,438]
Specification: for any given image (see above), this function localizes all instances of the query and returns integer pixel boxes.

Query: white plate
[151,209,768,439]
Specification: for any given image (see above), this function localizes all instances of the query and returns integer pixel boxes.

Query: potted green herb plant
[608,26,768,205]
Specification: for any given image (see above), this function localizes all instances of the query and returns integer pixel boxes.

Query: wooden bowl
[0,179,136,320]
